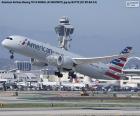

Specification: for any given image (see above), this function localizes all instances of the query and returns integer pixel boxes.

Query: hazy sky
[0,0,140,59]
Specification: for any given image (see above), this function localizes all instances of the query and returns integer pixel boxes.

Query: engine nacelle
[46,55,74,69]
[30,58,47,67]
[46,55,63,66]
[62,56,74,69]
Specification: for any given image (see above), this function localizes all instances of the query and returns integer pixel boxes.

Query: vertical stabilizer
[105,47,132,80]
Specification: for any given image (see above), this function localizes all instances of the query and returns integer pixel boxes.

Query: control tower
[55,16,74,50]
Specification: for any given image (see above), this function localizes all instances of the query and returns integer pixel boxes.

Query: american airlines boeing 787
[1,35,132,80]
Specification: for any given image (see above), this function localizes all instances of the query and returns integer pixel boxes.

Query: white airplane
[1,35,132,80]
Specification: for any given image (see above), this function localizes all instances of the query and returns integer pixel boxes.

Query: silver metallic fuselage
[2,35,111,80]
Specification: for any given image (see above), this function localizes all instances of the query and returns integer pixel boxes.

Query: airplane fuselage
[1,35,122,80]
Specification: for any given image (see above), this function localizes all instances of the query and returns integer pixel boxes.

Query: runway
[1,108,140,116]
[1,91,140,116]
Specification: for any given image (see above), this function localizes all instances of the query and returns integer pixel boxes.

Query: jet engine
[31,55,75,70]
[46,55,74,70]
[62,56,75,70]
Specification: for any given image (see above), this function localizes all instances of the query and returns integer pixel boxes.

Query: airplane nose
[1,39,6,46]
[1,39,9,48]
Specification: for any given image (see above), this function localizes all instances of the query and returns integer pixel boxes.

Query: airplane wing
[72,54,129,65]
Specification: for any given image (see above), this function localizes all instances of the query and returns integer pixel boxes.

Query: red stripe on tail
[109,67,122,73]
[116,63,125,67]
[119,57,127,62]
[105,72,121,80]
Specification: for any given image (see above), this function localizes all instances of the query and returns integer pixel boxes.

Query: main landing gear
[9,50,14,59]
[55,70,77,82]
[55,72,63,78]
[68,71,77,82]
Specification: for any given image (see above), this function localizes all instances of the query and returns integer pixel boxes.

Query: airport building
[1,57,140,91]
[15,61,32,71]
[120,69,140,88]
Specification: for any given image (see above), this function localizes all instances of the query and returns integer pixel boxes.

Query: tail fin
[105,46,132,80]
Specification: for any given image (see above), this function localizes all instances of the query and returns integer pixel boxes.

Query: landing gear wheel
[10,55,14,59]
[55,72,63,78]
[68,72,76,78]
[59,73,63,78]
[68,71,77,82]
[9,50,14,59]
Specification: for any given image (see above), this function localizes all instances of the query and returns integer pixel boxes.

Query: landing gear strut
[55,71,63,91]
[9,50,14,59]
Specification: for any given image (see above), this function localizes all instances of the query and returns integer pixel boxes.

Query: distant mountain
[124,57,140,69]
[0,58,15,70]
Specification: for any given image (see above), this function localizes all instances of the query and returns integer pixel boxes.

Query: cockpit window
[6,37,13,40]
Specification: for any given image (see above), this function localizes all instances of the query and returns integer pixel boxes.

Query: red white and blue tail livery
[105,47,132,80]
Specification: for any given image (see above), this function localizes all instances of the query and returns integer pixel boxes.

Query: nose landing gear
[9,50,14,59]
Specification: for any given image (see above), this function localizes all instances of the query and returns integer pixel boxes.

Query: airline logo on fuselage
[21,39,62,56]
[26,40,53,55]
[21,39,28,45]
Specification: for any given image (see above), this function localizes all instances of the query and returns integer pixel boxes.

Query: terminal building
[120,69,140,88]
[0,57,140,90]
[16,61,32,71]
